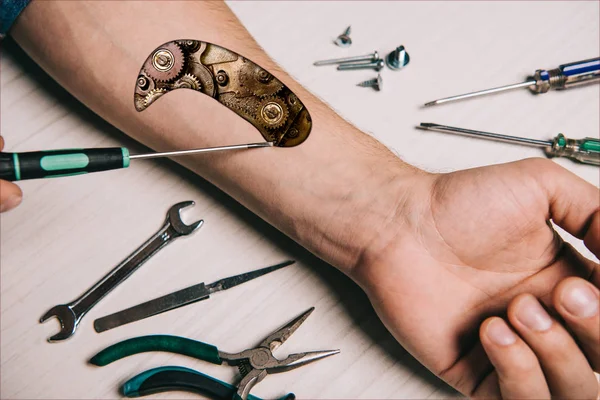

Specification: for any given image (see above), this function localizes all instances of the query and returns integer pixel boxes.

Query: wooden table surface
[1,1,598,399]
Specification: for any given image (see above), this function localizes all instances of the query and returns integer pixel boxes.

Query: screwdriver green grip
[0,147,130,181]
[548,135,600,166]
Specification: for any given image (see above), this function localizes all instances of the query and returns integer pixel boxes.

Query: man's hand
[0,136,22,212]
[355,158,599,398]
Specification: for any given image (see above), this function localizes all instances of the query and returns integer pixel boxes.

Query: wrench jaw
[167,201,204,236]
[39,305,79,343]
[37,202,202,343]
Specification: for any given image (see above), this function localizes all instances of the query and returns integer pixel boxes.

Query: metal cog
[171,73,201,90]
[143,42,185,83]
[220,93,258,116]
[256,96,289,129]
[143,88,167,107]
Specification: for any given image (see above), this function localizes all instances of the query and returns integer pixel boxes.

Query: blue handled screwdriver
[0,142,273,181]
[424,57,600,106]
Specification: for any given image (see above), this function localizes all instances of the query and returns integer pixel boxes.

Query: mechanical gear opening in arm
[136,40,312,147]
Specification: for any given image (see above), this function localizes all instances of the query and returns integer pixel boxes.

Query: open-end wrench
[39,201,203,342]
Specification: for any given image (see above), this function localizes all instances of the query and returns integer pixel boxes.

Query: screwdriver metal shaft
[424,81,536,107]
[425,57,600,106]
[419,123,600,166]
[129,142,272,160]
[420,123,551,147]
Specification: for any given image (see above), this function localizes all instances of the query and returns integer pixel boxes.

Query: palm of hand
[356,160,590,395]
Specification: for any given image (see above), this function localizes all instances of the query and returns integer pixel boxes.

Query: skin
[5,1,599,397]
[0,136,23,212]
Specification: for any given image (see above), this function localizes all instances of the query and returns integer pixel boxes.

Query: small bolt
[256,69,272,83]
[152,49,174,71]
[261,102,284,125]
[385,45,410,70]
[357,74,383,91]
[216,70,228,86]
[288,128,299,138]
[337,59,384,71]
[314,51,379,66]
[137,76,149,89]
[287,93,298,106]
[334,26,352,47]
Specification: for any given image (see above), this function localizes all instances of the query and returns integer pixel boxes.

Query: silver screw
[334,26,352,47]
[385,45,410,70]
[357,74,383,91]
[337,59,384,71]
[314,51,379,66]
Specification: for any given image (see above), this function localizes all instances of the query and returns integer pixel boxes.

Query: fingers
[507,294,599,399]
[553,277,600,371]
[530,158,600,239]
[480,291,600,399]
[583,210,600,265]
[0,136,23,212]
[0,180,22,212]
[479,317,550,399]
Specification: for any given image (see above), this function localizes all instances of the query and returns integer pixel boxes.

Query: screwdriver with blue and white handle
[0,142,273,181]
[424,57,600,106]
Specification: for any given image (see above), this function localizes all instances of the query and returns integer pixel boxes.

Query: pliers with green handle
[122,366,294,400]
[90,307,339,400]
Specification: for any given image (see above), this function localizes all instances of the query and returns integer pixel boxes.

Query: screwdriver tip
[423,101,437,107]
[250,142,274,148]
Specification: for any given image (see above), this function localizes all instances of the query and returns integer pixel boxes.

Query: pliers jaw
[219,307,340,400]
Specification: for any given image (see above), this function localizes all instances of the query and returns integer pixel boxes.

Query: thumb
[534,159,599,284]
[583,210,600,258]
[583,210,600,287]
[0,136,23,212]
[534,159,599,241]
[0,180,22,212]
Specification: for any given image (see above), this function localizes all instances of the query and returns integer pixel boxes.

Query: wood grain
[1,1,598,398]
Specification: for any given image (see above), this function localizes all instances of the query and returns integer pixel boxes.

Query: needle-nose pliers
[90,307,339,400]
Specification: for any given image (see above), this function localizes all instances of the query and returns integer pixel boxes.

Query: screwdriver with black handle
[0,142,273,181]
[419,123,600,166]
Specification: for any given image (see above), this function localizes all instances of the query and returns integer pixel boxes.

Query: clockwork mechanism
[134,40,311,147]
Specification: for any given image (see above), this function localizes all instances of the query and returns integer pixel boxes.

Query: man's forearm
[11,1,424,273]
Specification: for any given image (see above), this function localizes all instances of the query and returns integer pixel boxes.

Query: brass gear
[176,39,203,54]
[220,93,258,116]
[143,88,168,108]
[187,60,216,97]
[143,42,185,82]
[256,96,289,129]
[134,94,147,112]
[171,73,201,90]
